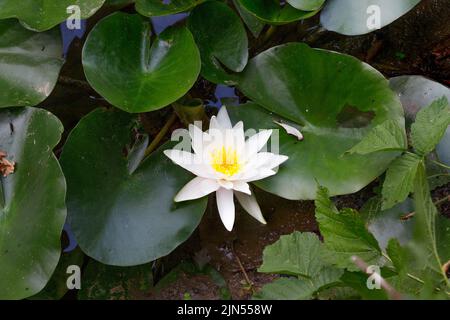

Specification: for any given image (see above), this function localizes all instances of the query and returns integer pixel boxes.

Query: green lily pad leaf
[229,43,404,200]
[188,1,248,84]
[82,12,201,113]
[287,0,325,11]
[259,232,325,277]
[390,76,450,170]
[0,20,63,108]
[136,0,204,17]
[78,260,153,300]
[0,0,105,32]
[0,107,66,300]
[30,248,85,300]
[236,0,319,25]
[232,0,265,38]
[60,108,207,266]
[320,0,421,36]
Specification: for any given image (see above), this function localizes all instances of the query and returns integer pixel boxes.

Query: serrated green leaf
[411,97,450,156]
[346,120,406,155]
[315,186,382,271]
[254,267,343,300]
[411,162,449,288]
[381,153,422,210]
[258,232,325,277]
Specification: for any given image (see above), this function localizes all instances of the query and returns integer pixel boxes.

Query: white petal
[164,149,217,179]
[235,191,266,224]
[189,123,210,155]
[247,152,289,171]
[274,121,304,140]
[232,121,245,153]
[175,177,220,202]
[217,106,232,129]
[240,168,277,182]
[244,130,273,159]
[216,188,235,231]
[218,179,234,190]
[232,181,251,195]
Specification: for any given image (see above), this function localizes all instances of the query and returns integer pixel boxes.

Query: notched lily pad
[0,0,105,32]
[0,107,66,300]
[237,0,319,25]
[0,20,63,108]
[229,43,404,200]
[60,108,207,266]
[188,1,248,84]
[82,12,201,113]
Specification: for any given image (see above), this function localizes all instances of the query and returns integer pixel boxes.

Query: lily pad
[188,1,248,84]
[60,108,207,266]
[136,0,204,17]
[0,107,66,300]
[0,20,63,108]
[236,0,319,25]
[82,12,201,113]
[389,76,450,167]
[321,0,421,36]
[0,0,105,32]
[287,0,325,11]
[229,43,404,200]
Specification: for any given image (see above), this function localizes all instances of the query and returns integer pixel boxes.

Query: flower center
[210,146,241,176]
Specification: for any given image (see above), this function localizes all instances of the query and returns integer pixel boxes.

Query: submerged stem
[144,113,177,158]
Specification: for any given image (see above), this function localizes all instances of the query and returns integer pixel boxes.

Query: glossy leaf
[237,0,319,25]
[287,0,325,11]
[0,20,63,108]
[229,43,404,200]
[315,186,382,271]
[232,0,265,38]
[188,1,248,84]
[0,107,66,300]
[136,0,204,17]
[0,0,105,32]
[82,12,201,113]
[259,232,325,277]
[321,0,421,36]
[30,248,84,300]
[60,108,207,266]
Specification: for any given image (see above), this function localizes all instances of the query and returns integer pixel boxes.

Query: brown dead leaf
[0,151,15,177]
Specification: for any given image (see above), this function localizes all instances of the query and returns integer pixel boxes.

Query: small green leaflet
[411,97,450,156]
[315,186,382,271]
[346,119,407,155]
[381,153,422,210]
[258,232,325,277]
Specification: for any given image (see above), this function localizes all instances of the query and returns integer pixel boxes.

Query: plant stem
[232,242,253,292]
[432,160,450,170]
[144,113,177,158]
[261,25,277,44]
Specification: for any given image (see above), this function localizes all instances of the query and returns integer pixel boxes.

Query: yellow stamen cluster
[210,146,241,176]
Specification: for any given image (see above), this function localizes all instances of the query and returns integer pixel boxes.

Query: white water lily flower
[164,106,288,231]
